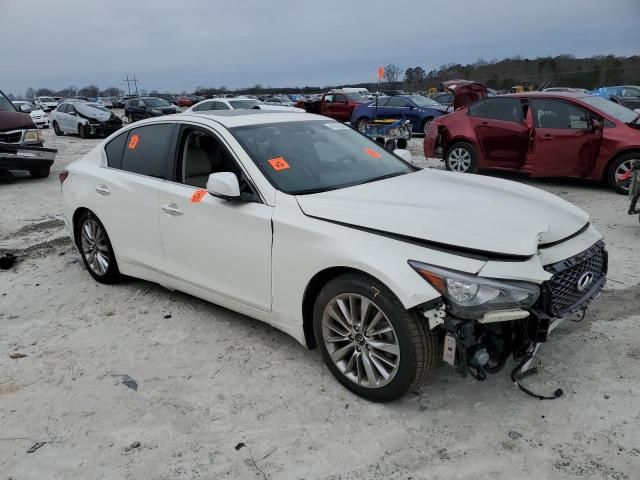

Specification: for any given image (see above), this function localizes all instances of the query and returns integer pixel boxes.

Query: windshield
[144,98,170,107]
[39,97,55,102]
[229,99,261,109]
[86,103,110,112]
[580,96,638,123]
[0,93,16,112]
[408,95,442,107]
[232,120,415,195]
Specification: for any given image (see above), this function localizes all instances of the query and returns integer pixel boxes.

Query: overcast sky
[2,0,639,96]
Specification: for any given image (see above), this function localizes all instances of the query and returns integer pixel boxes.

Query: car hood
[296,169,589,258]
[75,103,112,122]
[0,111,35,130]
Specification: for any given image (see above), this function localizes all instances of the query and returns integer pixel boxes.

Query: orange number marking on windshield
[128,134,139,150]
[268,157,290,171]
[364,148,381,158]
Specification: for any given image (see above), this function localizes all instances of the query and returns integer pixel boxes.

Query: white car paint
[12,101,50,128]
[34,96,58,112]
[61,112,604,352]
[186,97,304,113]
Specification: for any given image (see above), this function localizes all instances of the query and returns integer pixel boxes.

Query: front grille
[542,241,607,317]
[0,130,23,144]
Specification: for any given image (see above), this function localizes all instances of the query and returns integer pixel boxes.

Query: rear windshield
[39,97,55,102]
[232,120,415,195]
[143,98,170,107]
[579,96,638,123]
[229,99,260,109]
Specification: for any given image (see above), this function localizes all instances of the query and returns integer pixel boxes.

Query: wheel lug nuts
[348,334,353,340]
[365,345,370,350]
[356,346,361,352]
[354,326,359,331]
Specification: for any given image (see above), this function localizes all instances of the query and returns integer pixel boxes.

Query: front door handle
[161,203,183,216]
[95,185,110,196]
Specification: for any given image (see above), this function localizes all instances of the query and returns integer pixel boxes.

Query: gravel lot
[1,113,639,480]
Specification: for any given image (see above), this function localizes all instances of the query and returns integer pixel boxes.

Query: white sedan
[60,111,607,401]
[186,97,304,113]
[12,101,50,128]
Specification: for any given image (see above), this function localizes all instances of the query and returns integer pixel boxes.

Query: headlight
[408,261,540,319]
[151,109,162,114]
[23,129,43,143]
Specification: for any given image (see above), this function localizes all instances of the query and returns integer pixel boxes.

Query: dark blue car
[351,95,448,135]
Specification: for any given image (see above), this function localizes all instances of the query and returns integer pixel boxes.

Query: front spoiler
[0,142,57,170]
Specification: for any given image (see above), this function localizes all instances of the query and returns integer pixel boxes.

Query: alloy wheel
[614,158,637,193]
[80,219,110,276]
[423,120,433,135]
[321,293,400,389]
[448,147,472,172]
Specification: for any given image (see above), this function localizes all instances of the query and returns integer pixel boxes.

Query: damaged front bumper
[421,241,607,382]
[0,142,57,170]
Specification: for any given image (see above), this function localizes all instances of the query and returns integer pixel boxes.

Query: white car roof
[147,110,327,128]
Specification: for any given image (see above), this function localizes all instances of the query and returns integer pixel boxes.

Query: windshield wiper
[356,171,408,186]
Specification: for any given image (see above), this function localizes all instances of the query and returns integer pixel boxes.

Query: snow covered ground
[1,116,639,479]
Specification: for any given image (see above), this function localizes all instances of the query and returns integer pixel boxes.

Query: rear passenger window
[104,131,128,169]
[469,98,524,123]
[120,124,174,178]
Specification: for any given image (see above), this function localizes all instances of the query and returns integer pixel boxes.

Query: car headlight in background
[151,109,163,114]
[23,129,44,144]
[408,261,540,319]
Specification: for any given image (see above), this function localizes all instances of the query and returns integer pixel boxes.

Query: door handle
[161,203,183,216]
[95,185,110,196]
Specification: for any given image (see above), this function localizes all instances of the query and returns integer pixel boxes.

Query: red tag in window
[364,148,381,158]
[268,157,290,171]
[128,134,139,150]
[190,189,207,203]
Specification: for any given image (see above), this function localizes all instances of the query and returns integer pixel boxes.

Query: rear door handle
[95,185,110,196]
[161,203,183,216]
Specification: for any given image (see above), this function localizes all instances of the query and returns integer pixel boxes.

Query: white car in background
[50,101,123,138]
[60,111,607,402]
[12,101,50,128]
[34,96,59,112]
[186,97,304,113]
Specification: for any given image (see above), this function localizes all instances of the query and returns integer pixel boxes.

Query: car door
[54,104,69,131]
[384,96,418,127]
[467,97,529,169]
[528,98,603,177]
[331,94,351,121]
[157,123,273,311]
[95,123,174,272]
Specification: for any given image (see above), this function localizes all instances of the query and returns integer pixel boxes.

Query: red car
[296,91,369,122]
[424,92,640,193]
[176,96,193,107]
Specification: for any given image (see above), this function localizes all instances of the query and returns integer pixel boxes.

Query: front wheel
[421,117,434,135]
[607,153,639,194]
[52,121,63,136]
[76,211,120,284]
[356,118,369,132]
[78,123,89,139]
[313,273,437,402]
[445,141,478,173]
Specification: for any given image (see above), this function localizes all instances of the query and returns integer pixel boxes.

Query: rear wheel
[52,121,63,136]
[29,167,50,178]
[75,211,120,284]
[607,152,639,194]
[356,118,370,132]
[445,141,478,173]
[421,117,434,135]
[313,273,437,402]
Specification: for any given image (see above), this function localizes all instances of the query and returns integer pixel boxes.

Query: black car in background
[124,97,181,122]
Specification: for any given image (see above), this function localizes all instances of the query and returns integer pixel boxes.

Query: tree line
[11,53,640,100]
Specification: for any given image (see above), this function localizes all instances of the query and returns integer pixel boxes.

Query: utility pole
[123,73,140,96]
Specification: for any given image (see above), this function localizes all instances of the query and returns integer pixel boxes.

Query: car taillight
[59,170,69,184]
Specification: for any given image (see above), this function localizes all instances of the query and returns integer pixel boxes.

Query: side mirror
[20,104,32,113]
[206,172,240,200]
[393,149,413,163]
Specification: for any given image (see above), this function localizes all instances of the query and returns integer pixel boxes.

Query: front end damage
[416,241,607,396]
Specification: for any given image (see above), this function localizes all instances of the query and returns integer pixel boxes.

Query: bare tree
[25,87,36,99]
[383,64,402,83]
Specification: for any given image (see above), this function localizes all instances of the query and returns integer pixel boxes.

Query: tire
[421,117,434,136]
[313,273,438,402]
[52,121,63,136]
[606,152,640,195]
[445,141,478,173]
[78,123,89,139]
[29,167,50,178]
[75,211,120,284]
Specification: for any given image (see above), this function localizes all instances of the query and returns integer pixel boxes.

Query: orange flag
[378,65,384,80]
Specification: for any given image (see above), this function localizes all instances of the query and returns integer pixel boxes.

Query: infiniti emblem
[577,272,594,292]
